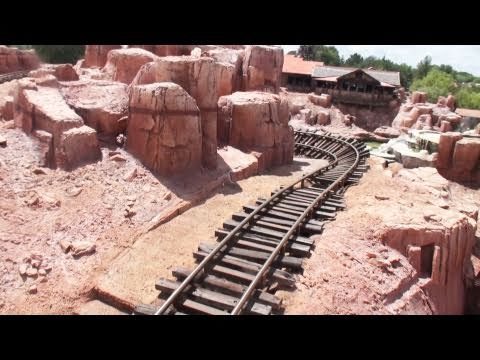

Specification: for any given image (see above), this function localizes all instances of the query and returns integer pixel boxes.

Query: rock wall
[217,91,293,171]
[84,45,122,68]
[60,79,129,136]
[131,55,236,169]
[102,48,158,84]
[126,82,202,176]
[242,45,283,93]
[336,102,400,132]
[0,46,40,74]
[12,78,101,169]
[380,215,477,314]
[29,64,79,81]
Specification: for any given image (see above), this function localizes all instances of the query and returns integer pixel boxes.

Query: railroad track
[0,71,29,84]
[134,129,370,315]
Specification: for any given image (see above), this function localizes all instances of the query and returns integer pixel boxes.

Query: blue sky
[282,45,480,76]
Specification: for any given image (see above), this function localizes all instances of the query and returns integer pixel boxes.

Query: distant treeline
[7,45,85,65]
[293,45,480,109]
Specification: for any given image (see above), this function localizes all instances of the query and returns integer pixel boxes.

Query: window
[420,244,435,278]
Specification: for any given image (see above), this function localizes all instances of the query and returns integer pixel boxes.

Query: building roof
[312,65,401,87]
[282,54,324,76]
[456,108,480,118]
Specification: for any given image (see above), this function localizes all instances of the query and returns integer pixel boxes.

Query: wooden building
[312,66,401,107]
[281,54,324,92]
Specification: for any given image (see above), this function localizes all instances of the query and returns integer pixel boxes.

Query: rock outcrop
[131,55,236,169]
[84,45,122,68]
[13,78,100,169]
[242,45,283,93]
[60,79,129,136]
[217,91,293,171]
[29,64,79,81]
[126,82,202,176]
[0,46,40,74]
[102,48,158,84]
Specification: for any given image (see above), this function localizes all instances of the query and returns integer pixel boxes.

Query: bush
[410,69,456,102]
[31,45,85,64]
[456,87,480,109]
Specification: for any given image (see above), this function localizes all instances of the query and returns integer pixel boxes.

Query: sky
[282,45,480,76]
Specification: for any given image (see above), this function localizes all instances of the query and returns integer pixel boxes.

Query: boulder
[60,80,129,135]
[29,64,79,81]
[0,46,40,74]
[84,45,122,68]
[298,108,313,124]
[242,45,283,93]
[34,74,59,88]
[439,120,452,133]
[217,91,293,171]
[205,48,244,91]
[308,93,331,107]
[102,48,158,84]
[316,110,330,125]
[437,132,463,169]
[452,138,480,173]
[446,95,455,110]
[57,125,102,169]
[126,82,202,176]
[411,91,427,104]
[130,55,236,169]
[1,95,14,120]
[373,126,400,139]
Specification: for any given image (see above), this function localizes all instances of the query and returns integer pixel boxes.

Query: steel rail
[154,134,344,315]
[230,134,360,314]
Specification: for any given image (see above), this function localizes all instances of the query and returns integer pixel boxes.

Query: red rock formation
[452,138,480,173]
[380,214,477,314]
[60,79,129,135]
[1,95,13,120]
[131,55,236,169]
[84,45,122,68]
[411,91,427,104]
[13,78,99,169]
[373,126,400,138]
[242,45,283,93]
[308,93,331,108]
[126,82,202,176]
[436,132,463,169]
[0,46,40,74]
[205,47,244,91]
[217,91,293,172]
[29,64,79,81]
[102,48,158,84]
[57,126,101,169]
[316,110,330,125]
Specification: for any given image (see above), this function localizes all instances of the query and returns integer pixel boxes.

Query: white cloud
[282,45,480,76]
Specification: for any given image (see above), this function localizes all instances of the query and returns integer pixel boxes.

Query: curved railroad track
[134,129,370,315]
[0,71,29,84]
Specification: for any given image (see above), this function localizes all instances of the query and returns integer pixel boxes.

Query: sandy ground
[93,157,327,311]
[279,158,480,314]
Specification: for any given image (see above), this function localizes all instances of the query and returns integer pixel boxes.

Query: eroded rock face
[13,78,100,169]
[131,55,236,169]
[379,214,477,314]
[84,45,122,68]
[60,80,129,135]
[29,64,79,81]
[242,45,283,93]
[217,91,293,171]
[126,82,202,176]
[0,46,40,74]
[411,91,427,104]
[102,48,158,84]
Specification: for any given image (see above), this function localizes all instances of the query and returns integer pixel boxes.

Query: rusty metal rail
[0,71,29,84]
[135,129,369,315]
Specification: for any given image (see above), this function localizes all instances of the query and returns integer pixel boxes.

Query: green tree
[344,53,364,67]
[32,45,85,64]
[298,45,342,66]
[410,68,456,102]
[414,55,432,79]
[454,71,474,84]
[456,87,480,109]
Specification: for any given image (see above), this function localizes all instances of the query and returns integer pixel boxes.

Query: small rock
[26,267,38,277]
[124,208,136,218]
[104,204,113,210]
[0,136,6,147]
[428,199,449,209]
[59,239,72,253]
[39,276,47,283]
[27,196,40,206]
[366,252,377,259]
[123,168,137,182]
[32,168,47,175]
[423,212,436,221]
[43,264,52,272]
[126,195,136,202]
[28,285,37,294]
[375,195,389,201]
[108,151,121,156]
[163,192,172,201]
[38,269,46,276]
[19,264,28,276]
[31,260,41,269]
[66,187,83,197]
[110,154,126,162]
[71,241,96,257]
